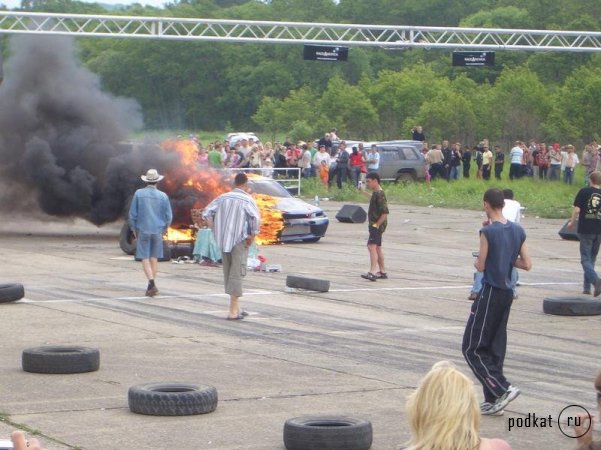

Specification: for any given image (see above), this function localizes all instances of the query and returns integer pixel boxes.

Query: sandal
[226,314,245,321]
[375,272,388,279]
[361,272,377,282]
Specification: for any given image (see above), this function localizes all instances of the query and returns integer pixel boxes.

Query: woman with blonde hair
[404,361,510,450]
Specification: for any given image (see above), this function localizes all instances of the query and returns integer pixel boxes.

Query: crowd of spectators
[184,128,599,189]
[422,134,599,186]
[185,129,377,191]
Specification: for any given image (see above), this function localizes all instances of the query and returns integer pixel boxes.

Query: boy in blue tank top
[462,188,532,416]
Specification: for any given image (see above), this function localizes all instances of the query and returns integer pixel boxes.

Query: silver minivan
[364,140,427,182]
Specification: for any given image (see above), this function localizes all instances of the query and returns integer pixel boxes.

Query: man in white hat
[128,169,173,297]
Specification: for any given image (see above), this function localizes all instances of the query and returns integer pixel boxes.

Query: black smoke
[0,35,176,225]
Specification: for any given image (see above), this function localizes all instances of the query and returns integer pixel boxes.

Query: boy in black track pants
[462,188,532,416]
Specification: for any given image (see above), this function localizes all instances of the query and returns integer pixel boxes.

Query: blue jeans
[578,233,601,291]
[450,166,459,180]
[564,167,574,185]
[472,269,518,296]
[549,164,561,181]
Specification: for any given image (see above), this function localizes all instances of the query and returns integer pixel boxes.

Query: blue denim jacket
[128,186,173,234]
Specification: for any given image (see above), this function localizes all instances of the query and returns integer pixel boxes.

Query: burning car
[119,164,329,258]
[247,176,329,243]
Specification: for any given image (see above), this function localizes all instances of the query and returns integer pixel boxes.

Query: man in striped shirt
[203,173,261,320]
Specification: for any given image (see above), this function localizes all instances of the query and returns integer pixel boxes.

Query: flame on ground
[165,227,195,242]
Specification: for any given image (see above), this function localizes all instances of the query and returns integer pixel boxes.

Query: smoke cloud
[0,35,176,225]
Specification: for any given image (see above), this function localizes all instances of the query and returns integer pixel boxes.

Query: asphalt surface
[0,202,599,450]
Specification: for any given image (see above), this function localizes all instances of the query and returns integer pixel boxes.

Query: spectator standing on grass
[509,141,523,180]
[129,169,173,297]
[442,140,452,180]
[366,144,380,172]
[530,141,540,178]
[563,144,579,185]
[586,145,600,186]
[203,173,261,321]
[481,145,493,180]
[208,144,224,169]
[317,132,333,156]
[426,144,444,180]
[335,143,350,189]
[313,145,331,177]
[285,143,301,170]
[319,160,329,189]
[361,172,389,282]
[300,144,312,178]
[462,188,531,416]
[248,145,263,169]
[494,145,504,180]
[462,145,472,178]
[475,146,483,179]
[422,143,432,185]
[309,141,318,177]
[402,361,511,450]
[350,146,364,188]
[549,143,563,181]
[450,143,461,180]
[568,171,601,296]
[536,143,549,180]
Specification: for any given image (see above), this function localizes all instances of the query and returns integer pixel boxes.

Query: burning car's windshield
[248,180,292,198]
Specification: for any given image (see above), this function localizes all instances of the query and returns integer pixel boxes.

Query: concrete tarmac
[0,202,599,449]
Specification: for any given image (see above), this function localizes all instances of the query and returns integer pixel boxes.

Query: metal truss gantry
[1,11,600,53]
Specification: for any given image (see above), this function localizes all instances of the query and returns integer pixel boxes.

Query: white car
[227,132,260,147]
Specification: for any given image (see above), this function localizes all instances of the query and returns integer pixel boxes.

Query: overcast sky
[1,0,168,9]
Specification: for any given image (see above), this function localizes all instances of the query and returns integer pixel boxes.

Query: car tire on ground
[283,416,372,450]
[119,223,136,255]
[543,296,601,316]
[22,346,100,374]
[128,382,218,416]
[286,275,330,293]
[0,283,25,303]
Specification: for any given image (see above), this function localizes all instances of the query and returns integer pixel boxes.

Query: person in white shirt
[562,144,579,185]
[502,189,521,223]
[366,144,380,171]
[509,141,523,180]
[312,145,331,173]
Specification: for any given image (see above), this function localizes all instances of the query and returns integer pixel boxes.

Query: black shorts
[367,226,382,246]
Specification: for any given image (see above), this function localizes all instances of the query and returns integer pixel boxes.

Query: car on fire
[119,175,329,258]
[247,176,328,243]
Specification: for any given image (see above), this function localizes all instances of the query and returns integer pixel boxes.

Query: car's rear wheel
[119,223,136,255]
[395,172,416,183]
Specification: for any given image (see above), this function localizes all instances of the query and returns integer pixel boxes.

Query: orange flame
[254,194,284,245]
[165,227,194,242]
[158,139,284,245]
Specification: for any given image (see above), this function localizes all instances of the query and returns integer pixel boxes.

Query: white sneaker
[488,385,521,415]
[480,401,504,416]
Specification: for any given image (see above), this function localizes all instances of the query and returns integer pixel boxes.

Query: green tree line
[1,0,600,146]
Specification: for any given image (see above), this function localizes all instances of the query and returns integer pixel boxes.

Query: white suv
[227,132,260,147]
